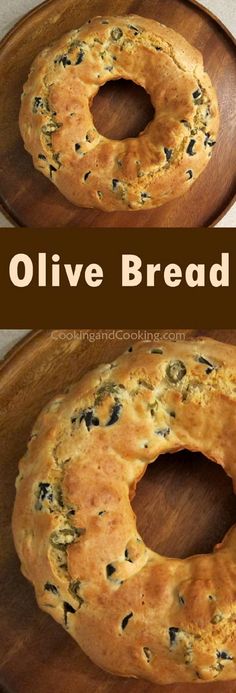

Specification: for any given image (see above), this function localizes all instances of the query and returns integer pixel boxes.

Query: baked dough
[12,337,236,684]
[19,15,219,211]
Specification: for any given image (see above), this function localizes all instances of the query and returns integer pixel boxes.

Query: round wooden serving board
[1,328,236,693]
[0,0,235,228]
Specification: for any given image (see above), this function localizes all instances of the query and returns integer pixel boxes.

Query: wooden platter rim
[0,328,192,384]
[0,0,235,228]
[0,329,41,377]
[1,193,236,229]
[1,0,235,58]
[0,327,229,383]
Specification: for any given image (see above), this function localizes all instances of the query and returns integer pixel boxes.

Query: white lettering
[210,253,229,287]
[9,254,33,287]
[164,264,182,287]
[122,255,142,286]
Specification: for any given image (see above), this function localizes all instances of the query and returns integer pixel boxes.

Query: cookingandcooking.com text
[50,330,186,342]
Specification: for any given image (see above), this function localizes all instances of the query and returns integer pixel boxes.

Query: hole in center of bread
[91,79,155,140]
[132,450,236,559]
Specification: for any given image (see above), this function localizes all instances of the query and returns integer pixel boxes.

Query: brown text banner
[0,228,235,328]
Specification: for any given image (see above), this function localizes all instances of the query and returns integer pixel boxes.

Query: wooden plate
[1,328,236,693]
[0,0,235,228]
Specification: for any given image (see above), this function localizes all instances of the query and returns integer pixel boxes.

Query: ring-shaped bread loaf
[19,15,220,211]
[12,338,236,684]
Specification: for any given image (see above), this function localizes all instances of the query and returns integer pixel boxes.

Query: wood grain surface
[0,0,235,228]
[1,328,236,693]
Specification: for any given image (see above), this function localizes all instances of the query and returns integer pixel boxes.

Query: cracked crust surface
[12,337,236,684]
[19,15,220,211]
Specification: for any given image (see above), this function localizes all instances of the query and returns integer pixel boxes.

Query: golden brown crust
[19,15,220,211]
[12,338,236,684]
